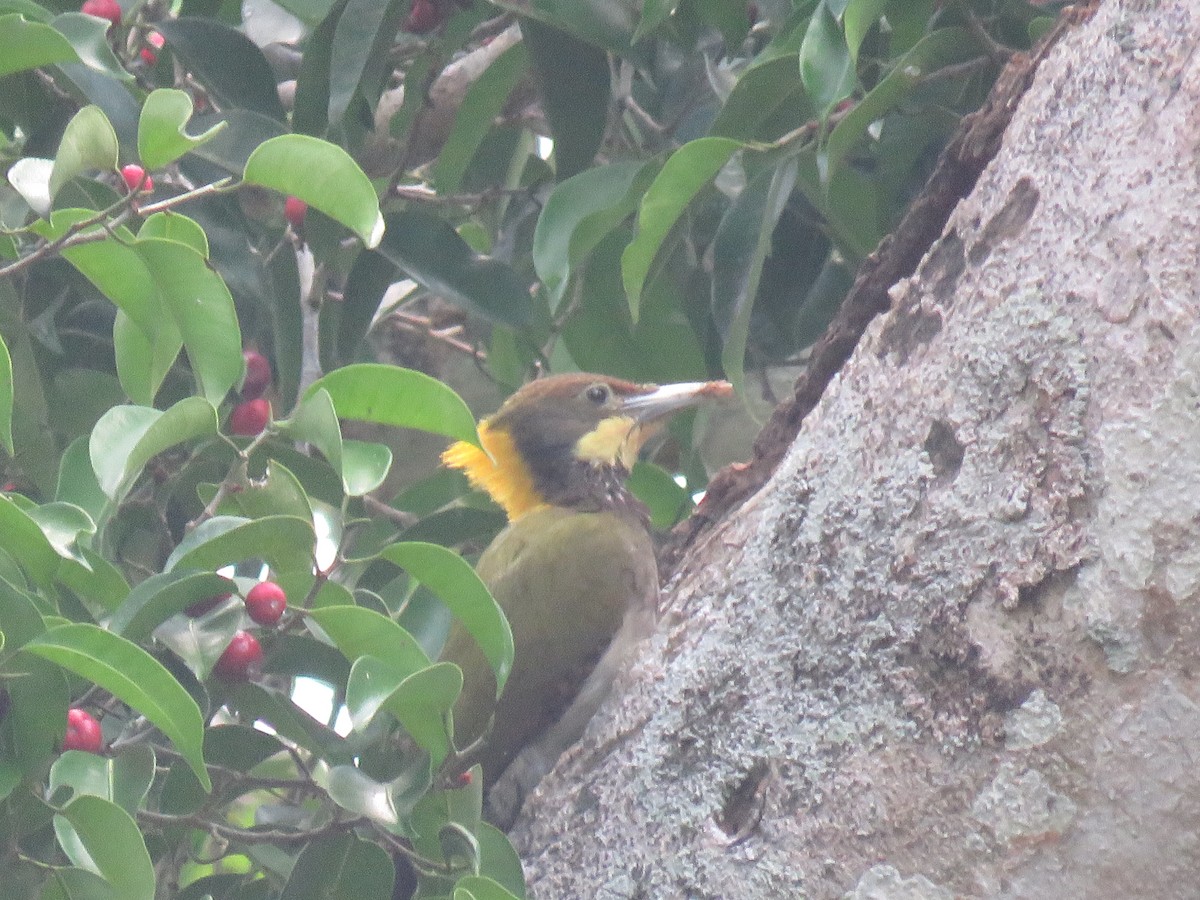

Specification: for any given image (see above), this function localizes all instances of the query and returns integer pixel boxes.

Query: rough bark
[513,2,1200,897]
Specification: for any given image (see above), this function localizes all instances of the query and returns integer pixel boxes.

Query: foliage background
[0,0,1060,897]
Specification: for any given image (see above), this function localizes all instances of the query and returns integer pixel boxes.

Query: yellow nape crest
[441,421,545,522]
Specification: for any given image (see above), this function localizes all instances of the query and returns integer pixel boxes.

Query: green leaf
[823,27,975,182]
[379,542,513,698]
[165,515,315,575]
[799,0,855,115]
[32,210,158,335]
[243,134,384,248]
[50,745,155,814]
[228,683,349,762]
[346,657,461,763]
[323,761,430,834]
[135,239,243,404]
[0,494,60,585]
[107,570,237,643]
[454,876,523,900]
[844,0,886,62]
[0,329,13,455]
[0,13,78,78]
[56,436,108,526]
[712,159,798,396]
[137,88,228,170]
[341,439,392,497]
[52,12,132,81]
[50,105,119,205]
[435,41,530,194]
[333,246,394,367]
[327,0,407,126]
[137,211,209,256]
[533,160,657,309]
[304,364,479,446]
[281,387,344,480]
[521,19,609,179]
[89,398,218,501]
[28,501,96,564]
[26,624,210,790]
[621,137,741,321]
[491,0,637,60]
[306,605,430,676]
[628,460,691,530]
[474,823,525,898]
[54,796,155,900]
[112,308,181,406]
[373,210,533,327]
[154,17,285,120]
[279,832,395,900]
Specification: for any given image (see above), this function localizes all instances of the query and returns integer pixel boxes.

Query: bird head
[442,374,732,521]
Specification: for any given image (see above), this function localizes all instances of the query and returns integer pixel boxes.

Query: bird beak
[619,380,733,423]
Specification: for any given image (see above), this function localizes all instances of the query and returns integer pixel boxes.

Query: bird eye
[585,383,611,405]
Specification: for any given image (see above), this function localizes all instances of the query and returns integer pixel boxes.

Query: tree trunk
[511,2,1200,896]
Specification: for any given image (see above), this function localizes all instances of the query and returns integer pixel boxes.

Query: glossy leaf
[107,570,237,643]
[379,542,513,697]
[89,398,218,501]
[137,88,228,170]
[327,0,406,126]
[712,159,798,396]
[279,832,394,900]
[341,439,392,497]
[32,210,158,336]
[823,27,976,183]
[0,494,60,585]
[54,795,155,900]
[164,515,315,575]
[50,106,119,204]
[243,134,384,248]
[844,0,886,62]
[0,13,77,79]
[799,0,855,115]
[155,18,285,120]
[305,605,430,676]
[374,210,533,327]
[27,502,95,565]
[323,761,431,834]
[454,876,523,900]
[136,239,243,404]
[25,624,210,790]
[304,363,479,446]
[533,160,656,308]
[0,329,12,455]
[52,12,132,81]
[521,19,609,179]
[346,656,461,763]
[621,137,741,321]
[50,745,155,814]
[137,212,209,256]
[435,41,530,194]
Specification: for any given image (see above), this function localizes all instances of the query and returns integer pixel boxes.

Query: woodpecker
[441,373,731,820]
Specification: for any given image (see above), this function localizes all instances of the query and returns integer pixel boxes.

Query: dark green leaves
[373,210,534,327]
[25,625,210,790]
[243,134,385,247]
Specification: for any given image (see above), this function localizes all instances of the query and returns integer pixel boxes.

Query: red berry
[241,349,272,400]
[229,398,271,436]
[185,592,230,617]
[120,164,153,194]
[140,48,156,65]
[283,196,307,228]
[81,0,121,26]
[213,631,262,680]
[455,770,473,786]
[245,581,287,625]
[147,30,165,48]
[404,0,440,34]
[63,708,103,753]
